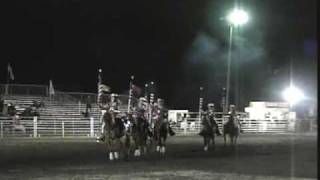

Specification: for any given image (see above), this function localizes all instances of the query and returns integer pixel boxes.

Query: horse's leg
[158,135,162,154]
[142,135,147,155]
[136,136,142,156]
[161,136,166,154]
[106,138,114,161]
[114,138,122,160]
[234,135,239,147]
[204,137,209,151]
[230,135,234,146]
[160,137,164,154]
[156,132,161,152]
[223,133,227,147]
[124,135,131,159]
[212,135,215,151]
[132,135,137,157]
[140,135,147,154]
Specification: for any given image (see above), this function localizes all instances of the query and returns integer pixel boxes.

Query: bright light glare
[282,86,305,106]
[227,9,249,26]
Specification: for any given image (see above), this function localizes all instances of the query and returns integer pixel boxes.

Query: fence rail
[0,115,296,138]
[0,84,48,96]
[0,117,100,138]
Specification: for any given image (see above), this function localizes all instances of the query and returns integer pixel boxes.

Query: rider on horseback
[199,103,222,136]
[154,98,175,136]
[228,105,243,133]
[96,84,111,142]
[110,93,125,138]
[136,97,152,137]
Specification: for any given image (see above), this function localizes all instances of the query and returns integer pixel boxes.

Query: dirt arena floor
[0,133,317,180]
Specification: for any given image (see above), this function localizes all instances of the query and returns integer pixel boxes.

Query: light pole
[225,8,249,113]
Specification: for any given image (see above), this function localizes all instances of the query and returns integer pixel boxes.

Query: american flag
[131,84,142,97]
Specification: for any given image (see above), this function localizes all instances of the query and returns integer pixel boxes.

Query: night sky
[1,0,317,110]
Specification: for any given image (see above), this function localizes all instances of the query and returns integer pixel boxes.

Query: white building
[168,110,189,123]
[245,101,296,121]
[244,101,296,132]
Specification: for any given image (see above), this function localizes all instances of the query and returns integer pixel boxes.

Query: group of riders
[199,103,242,152]
[95,84,242,160]
[95,84,175,160]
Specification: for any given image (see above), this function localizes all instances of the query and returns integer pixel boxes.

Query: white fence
[0,113,295,138]
[170,111,295,135]
[0,117,101,138]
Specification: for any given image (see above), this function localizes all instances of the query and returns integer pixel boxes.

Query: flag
[49,80,55,95]
[7,63,14,80]
[99,84,110,93]
[131,84,142,97]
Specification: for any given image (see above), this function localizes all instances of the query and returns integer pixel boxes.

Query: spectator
[7,102,16,116]
[85,96,92,115]
[12,114,21,125]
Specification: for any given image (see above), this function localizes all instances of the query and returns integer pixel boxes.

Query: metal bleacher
[0,92,102,138]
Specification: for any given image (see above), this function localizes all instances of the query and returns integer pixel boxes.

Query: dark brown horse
[199,114,217,151]
[103,110,126,160]
[153,120,168,154]
[133,116,150,156]
[223,111,240,146]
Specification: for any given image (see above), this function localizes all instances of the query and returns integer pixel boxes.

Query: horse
[130,113,150,157]
[152,120,168,154]
[199,114,217,152]
[223,112,241,146]
[102,110,126,161]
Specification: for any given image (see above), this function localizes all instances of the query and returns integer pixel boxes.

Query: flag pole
[198,87,204,125]
[5,63,11,95]
[127,75,134,114]
[97,69,102,103]
[148,81,155,127]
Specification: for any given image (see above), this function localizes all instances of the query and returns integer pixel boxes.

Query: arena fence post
[0,121,3,138]
[33,116,37,138]
[54,119,56,135]
[72,120,75,136]
[184,116,187,135]
[90,117,94,137]
[62,121,65,138]
[78,101,81,114]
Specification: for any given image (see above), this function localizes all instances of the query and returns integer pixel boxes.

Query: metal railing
[0,114,296,138]
[0,84,48,96]
[60,92,97,104]
[0,116,100,138]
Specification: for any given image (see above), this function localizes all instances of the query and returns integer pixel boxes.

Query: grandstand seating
[1,95,101,121]
[0,94,103,137]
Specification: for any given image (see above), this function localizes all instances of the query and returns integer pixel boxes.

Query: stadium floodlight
[282,85,305,106]
[227,8,249,27]
[224,8,249,112]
